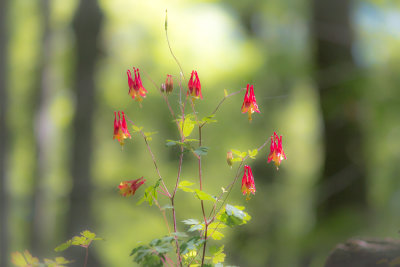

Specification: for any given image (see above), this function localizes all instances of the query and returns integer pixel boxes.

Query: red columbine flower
[118,177,146,197]
[267,132,286,169]
[241,165,256,200]
[113,111,131,146]
[241,84,260,121]
[127,67,147,102]
[187,70,202,99]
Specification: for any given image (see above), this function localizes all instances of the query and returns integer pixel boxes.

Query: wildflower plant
[114,11,287,267]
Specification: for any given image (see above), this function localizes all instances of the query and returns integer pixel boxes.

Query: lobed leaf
[217,204,251,227]
[200,114,217,124]
[209,245,226,264]
[182,219,200,225]
[180,236,204,255]
[54,240,72,252]
[194,147,209,156]
[194,190,216,202]
[178,180,195,193]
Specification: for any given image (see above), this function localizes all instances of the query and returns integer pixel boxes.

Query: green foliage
[11,250,40,267]
[177,114,196,137]
[131,125,157,141]
[209,245,226,264]
[200,114,217,125]
[54,230,103,252]
[178,180,195,192]
[207,222,227,241]
[231,149,247,159]
[194,146,209,156]
[165,139,198,151]
[217,204,251,227]
[130,236,175,266]
[11,250,71,267]
[132,125,143,132]
[247,149,258,159]
[43,258,72,267]
[180,236,204,255]
[195,189,216,202]
[144,131,158,141]
[137,179,161,206]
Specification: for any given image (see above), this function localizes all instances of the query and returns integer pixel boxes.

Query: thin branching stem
[152,195,171,234]
[125,117,171,198]
[199,87,246,128]
[84,247,88,267]
[208,138,270,223]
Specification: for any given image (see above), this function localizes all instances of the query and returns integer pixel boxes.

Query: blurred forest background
[1,0,400,266]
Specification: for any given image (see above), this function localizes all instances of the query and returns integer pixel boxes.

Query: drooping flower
[241,165,256,200]
[163,74,173,94]
[241,84,260,121]
[187,70,202,99]
[118,177,146,197]
[267,132,286,169]
[227,151,233,168]
[127,67,147,102]
[113,111,131,146]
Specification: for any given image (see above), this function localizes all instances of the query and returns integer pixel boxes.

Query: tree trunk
[311,0,367,219]
[30,0,53,257]
[66,0,103,266]
[0,0,9,265]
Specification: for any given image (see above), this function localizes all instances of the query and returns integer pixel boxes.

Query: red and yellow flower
[113,111,131,146]
[187,70,202,99]
[118,177,146,197]
[127,67,147,102]
[267,132,286,169]
[241,165,256,200]
[241,84,260,121]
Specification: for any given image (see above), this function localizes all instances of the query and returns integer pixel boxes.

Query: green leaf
[194,190,216,202]
[180,236,204,255]
[71,236,87,246]
[11,251,40,267]
[171,232,188,238]
[178,180,195,192]
[194,147,209,156]
[248,149,258,159]
[210,230,224,240]
[231,149,247,158]
[44,257,72,267]
[54,240,72,252]
[224,89,228,97]
[210,245,226,264]
[200,114,217,124]
[188,224,204,232]
[130,237,174,266]
[138,179,160,207]
[217,204,251,227]
[177,114,195,137]
[165,140,177,147]
[182,219,200,225]
[132,125,143,132]
[81,230,95,240]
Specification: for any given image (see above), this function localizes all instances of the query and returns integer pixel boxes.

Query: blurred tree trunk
[0,0,9,265]
[66,0,103,266]
[311,0,367,219]
[30,0,53,257]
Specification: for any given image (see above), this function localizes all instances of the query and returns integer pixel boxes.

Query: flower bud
[227,151,233,168]
[165,74,173,94]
